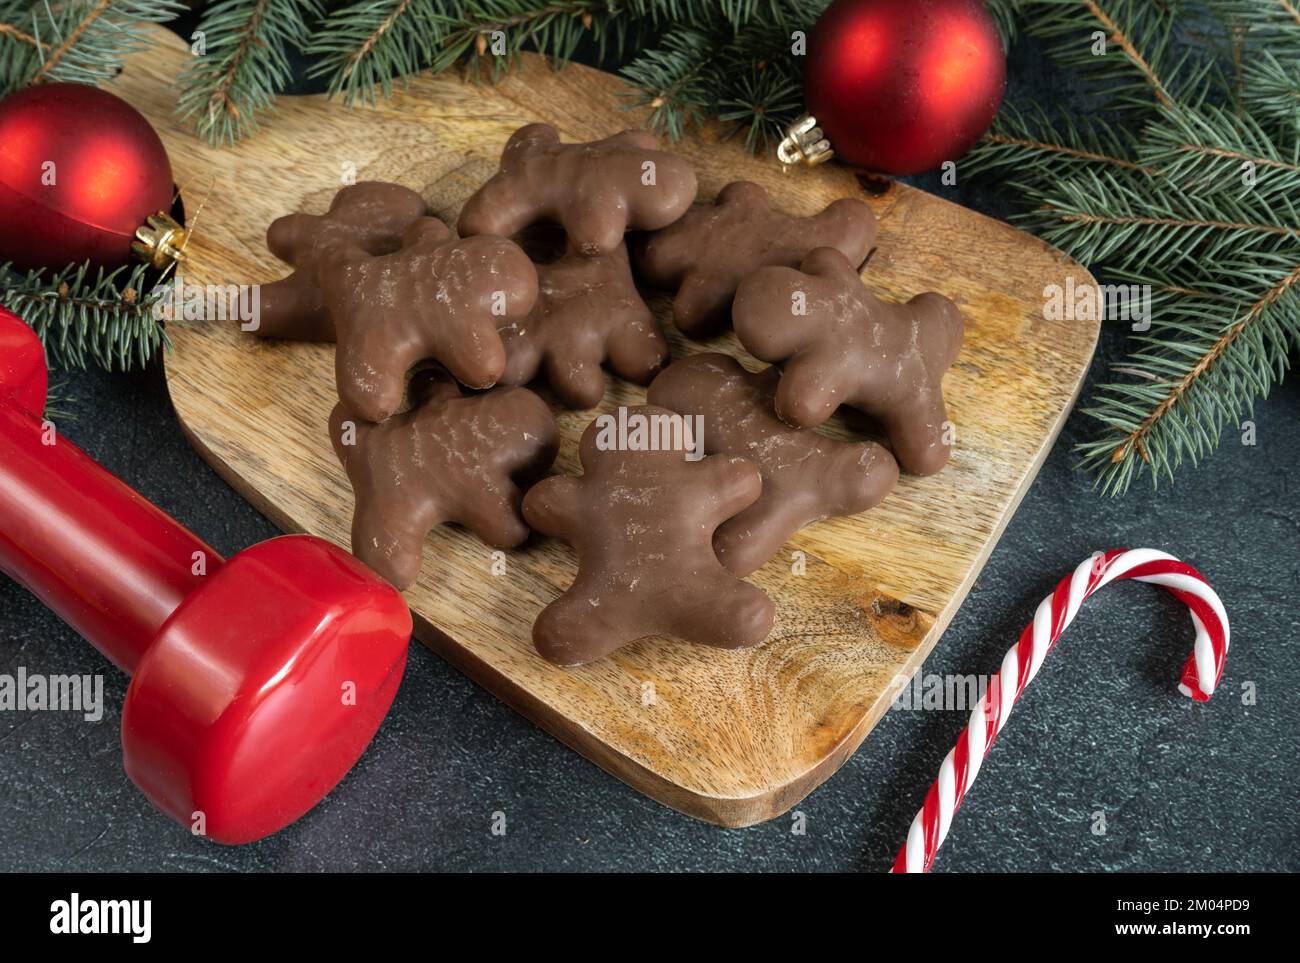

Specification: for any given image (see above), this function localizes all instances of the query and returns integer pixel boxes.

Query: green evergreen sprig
[619,1,820,151]
[176,0,322,145]
[968,0,1300,494]
[189,0,827,152]
[0,261,169,372]
[0,0,184,95]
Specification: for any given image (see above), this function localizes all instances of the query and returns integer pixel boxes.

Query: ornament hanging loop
[131,211,188,270]
[777,115,833,168]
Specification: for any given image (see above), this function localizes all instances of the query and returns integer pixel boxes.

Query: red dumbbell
[0,306,412,844]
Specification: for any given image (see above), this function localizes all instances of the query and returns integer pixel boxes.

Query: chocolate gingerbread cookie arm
[869,292,964,476]
[568,186,631,257]
[331,297,426,425]
[698,453,767,522]
[603,311,670,385]
[731,264,827,360]
[499,324,546,388]
[812,199,879,265]
[672,272,744,340]
[259,211,336,341]
[519,474,584,542]
[257,277,332,341]
[456,124,558,239]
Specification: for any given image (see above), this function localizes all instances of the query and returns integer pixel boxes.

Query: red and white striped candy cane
[892,548,1230,874]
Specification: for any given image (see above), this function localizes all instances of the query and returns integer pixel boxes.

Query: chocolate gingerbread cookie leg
[330,369,559,589]
[734,246,964,475]
[648,353,899,576]
[522,405,775,665]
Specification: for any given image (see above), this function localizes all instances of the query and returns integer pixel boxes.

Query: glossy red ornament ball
[803,0,1006,175]
[0,83,174,271]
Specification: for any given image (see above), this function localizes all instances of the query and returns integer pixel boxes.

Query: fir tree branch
[979,1,1300,491]
[1058,209,1296,238]
[983,132,1149,168]
[985,0,1032,51]
[434,2,626,78]
[1078,255,1300,491]
[1240,49,1300,130]
[1139,100,1300,198]
[964,104,1151,182]
[1019,0,1199,111]
[0,21,45,49]
[1113,261,1300,460]
[28,0,114,85]
[305,0,440,105]
[1,0,184,94]
[176,0,321,145]
[347,0,419,78]
[1,262,169,372]
[1082,0,1174,106]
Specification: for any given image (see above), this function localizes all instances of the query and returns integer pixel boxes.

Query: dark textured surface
[1,29,1297,873]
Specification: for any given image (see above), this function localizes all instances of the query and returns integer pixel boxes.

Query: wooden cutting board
[117,25,1099,827]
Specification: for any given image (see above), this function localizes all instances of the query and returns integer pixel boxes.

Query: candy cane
[892,548,1230,874]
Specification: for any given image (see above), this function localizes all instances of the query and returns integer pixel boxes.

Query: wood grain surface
[117,25,1099,826]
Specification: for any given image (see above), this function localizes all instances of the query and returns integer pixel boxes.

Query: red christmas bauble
[0,83,174,271]
[802,0,1005,175]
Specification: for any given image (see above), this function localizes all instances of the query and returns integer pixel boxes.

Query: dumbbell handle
[0,398,220,673]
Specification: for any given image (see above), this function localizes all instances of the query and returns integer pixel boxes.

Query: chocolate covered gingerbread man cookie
[330,369,558,590]
[322,217,538,422]
[733,247,964,476]
[522,405,774,665]
[256,182,431,341]
[648,354,899,576]
[457,123,698,256]
[499,241,669,409]
[632,180,877,339]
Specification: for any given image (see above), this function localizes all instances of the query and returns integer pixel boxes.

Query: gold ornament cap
[777,115,834,167]
[131,211,188,270]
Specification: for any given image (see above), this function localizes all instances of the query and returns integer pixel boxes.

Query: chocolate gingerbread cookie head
[521,404,774,665]
[330,369,559,589]
[499,241,669,409]
[632,180,877,339]
[733,247,964,476]
[257,182,430,341]
[321,218,538,423]
[457,123,698,257]
[648,353,899,576]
